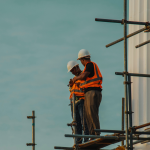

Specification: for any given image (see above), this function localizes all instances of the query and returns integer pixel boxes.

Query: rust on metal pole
[135,40,150,48]
[32,111,35,150]
[121,98,125,146]
[134,122,150,130]
[106,26,149,48]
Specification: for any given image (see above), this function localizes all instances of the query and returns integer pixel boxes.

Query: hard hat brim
[67,64,79,72]
[77,55,90,60]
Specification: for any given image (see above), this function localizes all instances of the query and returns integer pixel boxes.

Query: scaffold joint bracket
[125,111,134,114]
[123,71,128,75]
[145,22,150,26]
[26,143,37,146]
[27,116,36,119]
[121,19,127,24]
[123,81,132,84]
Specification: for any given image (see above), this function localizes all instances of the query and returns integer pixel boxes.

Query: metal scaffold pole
[72,93,77,148]
[32,111,35,150]
[135,40,150,48]
[26,111,36,149]
[122,98,125,146]
[128,75,133,150]
[95,18,150,26]
[65,134,150,140]
[123,0,129,150]
[106,26,150,48]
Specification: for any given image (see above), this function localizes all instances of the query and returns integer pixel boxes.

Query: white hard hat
[77,49,90,60]
[67,61,79,72]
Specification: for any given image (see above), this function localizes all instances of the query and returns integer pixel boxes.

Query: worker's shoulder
[86,62,94,67]
[85,62,94,70]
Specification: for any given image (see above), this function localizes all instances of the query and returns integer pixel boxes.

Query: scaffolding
[26,111,36,150]
[54,0,150,149]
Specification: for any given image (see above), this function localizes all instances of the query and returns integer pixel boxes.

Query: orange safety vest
[80,61,103,89]
[69,80,85,100]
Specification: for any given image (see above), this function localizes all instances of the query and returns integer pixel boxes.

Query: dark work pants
[72,100,89,143]
[84,90,102,135]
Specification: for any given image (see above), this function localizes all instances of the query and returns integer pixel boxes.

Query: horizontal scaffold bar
[115,72,150,78]
[134,122,150,130]
[95,129,150,135]
[135,40,150,48]
[106,26,149,48]
[134,131,150,135]
[94,129,125,134]
[54,146,102,150]
[54,146,73,150]
[95,18,150,26]
[64,134,150,141]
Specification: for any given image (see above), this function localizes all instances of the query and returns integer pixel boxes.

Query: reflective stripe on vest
[81,63,103,86]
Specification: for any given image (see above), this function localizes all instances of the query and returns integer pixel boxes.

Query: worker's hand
[73,77,77,83]
[75,82,80,87]
[69,79,74,87]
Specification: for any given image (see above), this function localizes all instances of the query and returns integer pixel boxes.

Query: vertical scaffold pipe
[32,111,35,150]
[128,75,133,150]
[122,98,125,146]
[72,94,77,147]
[124,0,129,150]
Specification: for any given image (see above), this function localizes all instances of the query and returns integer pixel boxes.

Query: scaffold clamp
[26,143,37,146]
[27,116,36,119]
[125,111,134,114]
[121,19,127,24]
[123,81,132,84]
[129,127,136,133]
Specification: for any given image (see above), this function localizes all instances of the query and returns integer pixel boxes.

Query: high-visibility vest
[69,80,85,100]
[80,61,103,89]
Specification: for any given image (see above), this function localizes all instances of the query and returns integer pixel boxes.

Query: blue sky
[0,0,127,149]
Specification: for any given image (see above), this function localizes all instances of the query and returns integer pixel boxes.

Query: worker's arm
[68,79,74,87]
[73,71,90,83]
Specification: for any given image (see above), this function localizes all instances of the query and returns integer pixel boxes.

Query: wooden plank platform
[76,135,123,149]
[54,134,125,150]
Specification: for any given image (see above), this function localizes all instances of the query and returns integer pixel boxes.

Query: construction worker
[67,61,89,143]
[72,49,103,136]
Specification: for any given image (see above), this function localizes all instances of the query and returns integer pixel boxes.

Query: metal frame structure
[95,0,150,150]
[54,94,78,150]
[106,26,150,48]
[54,0,150,149]
[26,111,36,150]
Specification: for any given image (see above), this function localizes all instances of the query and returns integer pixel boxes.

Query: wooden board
[77,136,122,149]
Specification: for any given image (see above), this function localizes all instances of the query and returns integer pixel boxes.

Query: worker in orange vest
[73,49,103,136]
[67,61,89,143]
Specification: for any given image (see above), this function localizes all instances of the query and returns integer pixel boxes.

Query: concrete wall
[128,0,150,149]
